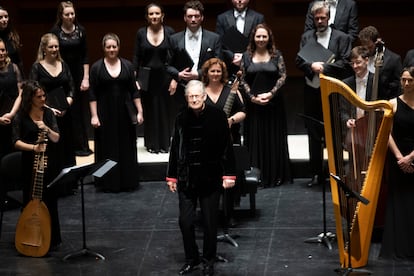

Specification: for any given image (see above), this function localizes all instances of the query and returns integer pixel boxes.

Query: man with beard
[296,1,352,187]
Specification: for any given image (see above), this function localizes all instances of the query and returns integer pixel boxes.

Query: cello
[15,130,51,257]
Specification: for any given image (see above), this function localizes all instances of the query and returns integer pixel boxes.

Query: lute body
[15,130,51,257]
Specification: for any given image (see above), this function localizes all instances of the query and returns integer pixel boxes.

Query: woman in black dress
[133,3,174,154]
[241,23,291,187]
[50,1,92,156]
[201,57,245,144]
[89,33,143,192]
[380,67,414,260]
[29,33,76,195]
[0,6,23,75]
[12,80,61,249]
[0,38,22,160]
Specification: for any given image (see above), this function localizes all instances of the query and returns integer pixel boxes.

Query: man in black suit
[304,0,359,44]
[216,0,264,73]
[342,46,373,127]
[166,80,236,276]
[358,25,402,100]
[296,1,352,187]
[166,0,222,114]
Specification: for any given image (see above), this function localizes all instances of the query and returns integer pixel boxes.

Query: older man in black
[166,80,236,276]
[296,1,352,187]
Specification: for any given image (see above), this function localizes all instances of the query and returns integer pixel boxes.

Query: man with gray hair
[304,0,359,43]
[296,1,352,187]
[166,80,236,275]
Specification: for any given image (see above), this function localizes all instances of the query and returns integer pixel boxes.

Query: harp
[319,74,393,268]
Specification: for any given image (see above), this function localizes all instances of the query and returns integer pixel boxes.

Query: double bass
[15,130,51,257]
[319,72,393,268]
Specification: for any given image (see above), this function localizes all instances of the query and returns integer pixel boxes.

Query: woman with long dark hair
[241,23,291,187]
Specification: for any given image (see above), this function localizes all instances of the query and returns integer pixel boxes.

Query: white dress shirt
[185,28,202,71]
[356,72,369,118]
[306,27,332,88]
[234,9,247,34]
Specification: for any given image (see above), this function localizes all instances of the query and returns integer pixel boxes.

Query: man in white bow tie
[216,0,264,73]
[304,0,359,43]
[166,0,222,115]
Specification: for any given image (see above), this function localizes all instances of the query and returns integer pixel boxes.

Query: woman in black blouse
[241,23,291,187]
[201,57,245,144]
[133,3,174,154]
[12,80,61,249]
[0,38,22,159]
[29,33,76,195]
[50,1,92,156]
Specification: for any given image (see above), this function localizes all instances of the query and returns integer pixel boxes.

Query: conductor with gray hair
[166,80,236,275]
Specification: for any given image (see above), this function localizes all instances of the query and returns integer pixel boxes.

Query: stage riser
[139,160,319,182]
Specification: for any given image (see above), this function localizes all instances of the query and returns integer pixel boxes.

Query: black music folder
[0,93,14,115]
[250,71,276,95]
[298,41,335,63]
[47,86,69,111]
[137,66,150,92]
[174,48,194,71]
[222,26,248,53]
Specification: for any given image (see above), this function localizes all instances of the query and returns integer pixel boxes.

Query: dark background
[3,0,413,134]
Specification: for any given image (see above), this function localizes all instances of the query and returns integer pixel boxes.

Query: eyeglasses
[187,94,203,100]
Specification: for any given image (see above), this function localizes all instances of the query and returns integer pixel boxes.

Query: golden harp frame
[320,74,393,268]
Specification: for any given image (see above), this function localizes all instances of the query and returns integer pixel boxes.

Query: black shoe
[307,175,318,187]
[274,179,282,186]
[159,149,169,154]
[178,261,200,275]
[147,148,159,154]
[202,263,214,276]
[75,149,93,156]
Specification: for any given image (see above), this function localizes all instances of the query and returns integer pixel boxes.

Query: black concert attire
[0,29,23,75]
[50,23,92,156]
[12,108,62,247]
[166,28,222,116]
[166,104,235,266]
[296,27,351,183]
[241,51,291,187]
[89,58,140,192]
[29,62,76,196]
[205,85,245,144]
[380,97,414,260]
[216,7,264,76]
[0,63,21,159]
[304,0,359,43]
[133,25,175,153]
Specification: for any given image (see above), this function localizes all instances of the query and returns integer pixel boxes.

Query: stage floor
[1,179,412,275]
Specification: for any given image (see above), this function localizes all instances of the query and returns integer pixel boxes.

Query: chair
[0,151,23,239]
[233,145,261,217]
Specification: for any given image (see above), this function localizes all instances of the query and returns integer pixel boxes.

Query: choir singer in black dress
[89,33,143,193]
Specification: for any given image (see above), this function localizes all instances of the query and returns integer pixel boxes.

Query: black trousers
[178,188,221,263]
[303,85,324,177]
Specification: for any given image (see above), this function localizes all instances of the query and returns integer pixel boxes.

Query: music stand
[48,159,117,261]
[217,189,239,248]
[298,113,336,250]
[330,173,371,275]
